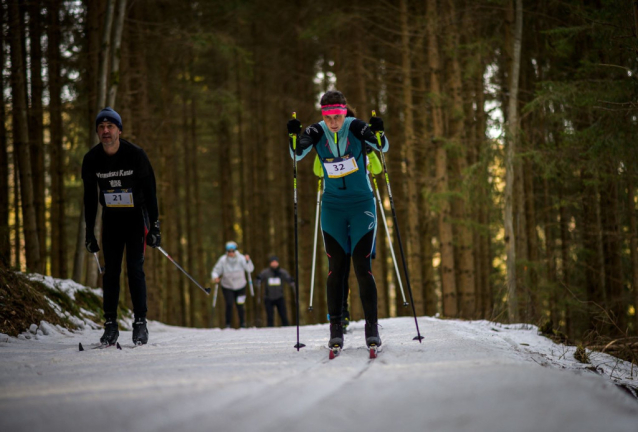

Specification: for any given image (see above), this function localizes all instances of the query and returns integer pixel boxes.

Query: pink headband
[321,104,347,116]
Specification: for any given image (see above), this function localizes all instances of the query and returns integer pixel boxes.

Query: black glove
[369,116,384,134]
[147,221,161,248]
[287,118,302,136]
[292,124,323,155]
[85,234,100,253]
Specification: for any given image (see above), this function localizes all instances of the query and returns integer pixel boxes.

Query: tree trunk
[628,174,638,334]
[75,0,114,284]
[558,183,571,336]
[8,0,41,273]
[107,0,127,107]
[543,176,558,325]
[28,0,46,267]
[0,7,9,267]
[445,0,475,319]
[504,0,523,323]
[86,0,122,288]
[13,152,21,269]
[427,0,457,317]
[191,90,209,327]
[600,165,625,335]
[627,172,638,335]
[48,0,66,278]
[398,0,423,315]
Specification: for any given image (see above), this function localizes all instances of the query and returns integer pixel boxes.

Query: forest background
[1,0,637,344]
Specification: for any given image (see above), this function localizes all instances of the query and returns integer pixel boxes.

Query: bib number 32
[323,155,358,178]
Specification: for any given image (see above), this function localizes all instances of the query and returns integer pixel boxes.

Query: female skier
[287,90,388,351]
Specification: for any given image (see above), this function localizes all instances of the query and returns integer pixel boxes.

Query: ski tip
[204,287,212,295]
[369,348,377,359]
[116,342,122,350]
[413,335,424,342]
[329,349,336,360]
[79,343,84,351]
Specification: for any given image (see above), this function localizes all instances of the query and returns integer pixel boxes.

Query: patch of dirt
[0,266,72,336]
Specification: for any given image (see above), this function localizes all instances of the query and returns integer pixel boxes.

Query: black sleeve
[282,269,295,285]
[82,153,98,240]
[349,119,387,149]
[138,149,159,226]
[290,123,324,155]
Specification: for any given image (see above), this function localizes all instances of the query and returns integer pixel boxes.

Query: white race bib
[323,155,358,178]
[268,277,282,286]
[104,188,134,208]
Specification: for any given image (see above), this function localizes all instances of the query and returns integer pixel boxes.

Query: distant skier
[211,241,254,328]
[255,256,295,327]
[82,107,161,347]
[288,90,389,352]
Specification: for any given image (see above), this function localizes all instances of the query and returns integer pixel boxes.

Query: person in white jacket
[211,241,255,328]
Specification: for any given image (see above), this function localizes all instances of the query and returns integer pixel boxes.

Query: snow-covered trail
[1,317,637,432]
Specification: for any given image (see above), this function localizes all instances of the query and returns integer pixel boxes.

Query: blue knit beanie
[95,107,123,131]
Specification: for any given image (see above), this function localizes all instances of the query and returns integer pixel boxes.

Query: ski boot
[100,320,119,346]
[132,318,148,345]
[341,310,350,334]
[365,321,382,359]
[328,321,344,359]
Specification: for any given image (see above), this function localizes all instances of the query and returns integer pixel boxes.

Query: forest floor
[1,276,638,432]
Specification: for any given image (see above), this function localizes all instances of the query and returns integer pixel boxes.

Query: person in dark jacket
[255,256,294,327]
[82,107,161,346]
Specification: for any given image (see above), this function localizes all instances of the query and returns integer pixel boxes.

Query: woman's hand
[287,119,302,136]
[369,116,384,134]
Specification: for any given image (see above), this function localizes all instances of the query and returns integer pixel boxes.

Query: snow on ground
[1,315,637,432]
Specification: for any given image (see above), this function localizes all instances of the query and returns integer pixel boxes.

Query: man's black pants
[102,211,147,321]
[264,297,289,327]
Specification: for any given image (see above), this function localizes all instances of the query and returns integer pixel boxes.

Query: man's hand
[147,221,161,248]
[214,277,221,284]
[85,235,100,253]
[244,254,250,261]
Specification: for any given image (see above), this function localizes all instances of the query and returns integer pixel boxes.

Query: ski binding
[369,344,379,359]
[328,345,342,360]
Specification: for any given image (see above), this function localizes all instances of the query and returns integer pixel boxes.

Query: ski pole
[372,110,423,342]
[290,112,305,350]
[373,176,407,305]
[247,270,255,297]
[213,283,219,308]
[156,246,212,295]
[93,252,104,274]
[308,177,322,311]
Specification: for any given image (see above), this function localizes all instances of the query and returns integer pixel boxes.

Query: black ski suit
[256,266,294,327]
[82,138,159,321]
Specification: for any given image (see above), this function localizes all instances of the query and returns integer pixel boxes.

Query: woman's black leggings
[324,230,377,324]
[221,286,246,327]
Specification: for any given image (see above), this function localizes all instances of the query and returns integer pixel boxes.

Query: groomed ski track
[1,317,637,432]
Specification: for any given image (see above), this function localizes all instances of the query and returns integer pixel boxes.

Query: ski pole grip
[371,110,383,148]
